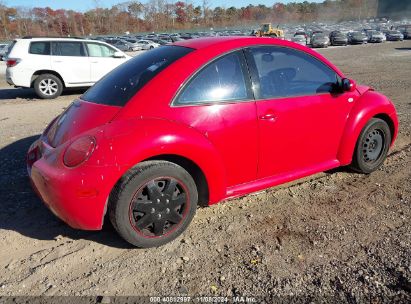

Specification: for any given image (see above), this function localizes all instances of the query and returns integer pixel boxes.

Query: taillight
[63,136,96,168]
[6,58,21,68]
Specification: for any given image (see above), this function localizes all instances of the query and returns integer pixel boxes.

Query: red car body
[27,37,398,231]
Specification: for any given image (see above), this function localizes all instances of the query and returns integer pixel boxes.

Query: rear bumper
[27,138,113,230]
[5,68,15,86]
[6,66,32,87]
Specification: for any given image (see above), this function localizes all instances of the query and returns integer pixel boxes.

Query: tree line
[0,0,377,39]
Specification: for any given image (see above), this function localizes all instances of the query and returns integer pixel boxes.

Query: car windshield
[81,45,193,106]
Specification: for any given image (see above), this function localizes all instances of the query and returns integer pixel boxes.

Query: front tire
[33,74,63,99]
[351,118,391,174]
[109,161,198,248]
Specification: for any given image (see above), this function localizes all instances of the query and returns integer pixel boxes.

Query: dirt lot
[0,41,410,302]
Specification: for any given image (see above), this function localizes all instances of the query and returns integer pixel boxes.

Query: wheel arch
[374,113,396,144]
[143,154,209,207]
[31,70,66,88]
[336,91,398,165]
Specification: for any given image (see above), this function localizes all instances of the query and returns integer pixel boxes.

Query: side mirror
[342,78,357,92]
[113,51,125,58]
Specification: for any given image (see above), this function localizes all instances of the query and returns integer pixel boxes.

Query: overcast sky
[8,0,325,11]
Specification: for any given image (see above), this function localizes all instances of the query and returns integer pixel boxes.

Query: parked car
[6,37,131,99]
[291,35,307,46]
[366,30,385,43]
[147,38,169,46]
[124,39,143,50]
[329,31,348,46]
[111,40,139,51]
[109,41,129,51]
[26,37,398,248]
[348,31,368,44]
[385,30,404,41]
[311,33,330,48]
[136,39,160,50]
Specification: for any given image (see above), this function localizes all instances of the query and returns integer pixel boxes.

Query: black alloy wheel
[130,177,188,237]
[109,161,198,248]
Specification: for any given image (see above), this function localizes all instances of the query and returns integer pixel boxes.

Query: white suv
[5,37,131,99]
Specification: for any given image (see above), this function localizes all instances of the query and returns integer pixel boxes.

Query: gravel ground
[0,41,410,302]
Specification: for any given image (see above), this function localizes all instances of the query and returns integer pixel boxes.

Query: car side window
[86,43,115,57]
[175,51,252,105]
[249,46,338,99]
[29,42,50,55]
[52,42,86,57]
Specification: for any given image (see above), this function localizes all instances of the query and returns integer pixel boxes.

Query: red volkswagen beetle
[27,37,398,247]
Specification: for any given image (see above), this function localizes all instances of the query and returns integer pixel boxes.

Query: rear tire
[351,118,391,174]
[109,161,198,248]
[33,74,63,99]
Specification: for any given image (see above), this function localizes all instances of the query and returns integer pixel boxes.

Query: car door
[51,41,91,85]
[86,42,127,82]
[245,46,358,179]
[172,50,259,187]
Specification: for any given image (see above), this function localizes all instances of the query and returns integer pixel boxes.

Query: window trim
[171,49,254,107]
[244,45,341,101]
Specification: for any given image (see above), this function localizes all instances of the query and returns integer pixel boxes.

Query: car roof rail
[22,36,85,39]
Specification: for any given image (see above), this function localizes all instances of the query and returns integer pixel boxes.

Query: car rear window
[29,42,50,55]
[81,45,194,106]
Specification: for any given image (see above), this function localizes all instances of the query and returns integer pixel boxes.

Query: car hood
[46,100,121,147]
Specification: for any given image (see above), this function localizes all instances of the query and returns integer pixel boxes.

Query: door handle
[259,113,277,121]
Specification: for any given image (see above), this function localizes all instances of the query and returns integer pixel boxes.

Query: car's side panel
[102,118,228,205]
[51,54,91,86]
[337,90,398,165]
[162,103,259,187]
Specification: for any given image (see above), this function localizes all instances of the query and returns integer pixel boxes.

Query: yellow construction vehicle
[255,23,284,38]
